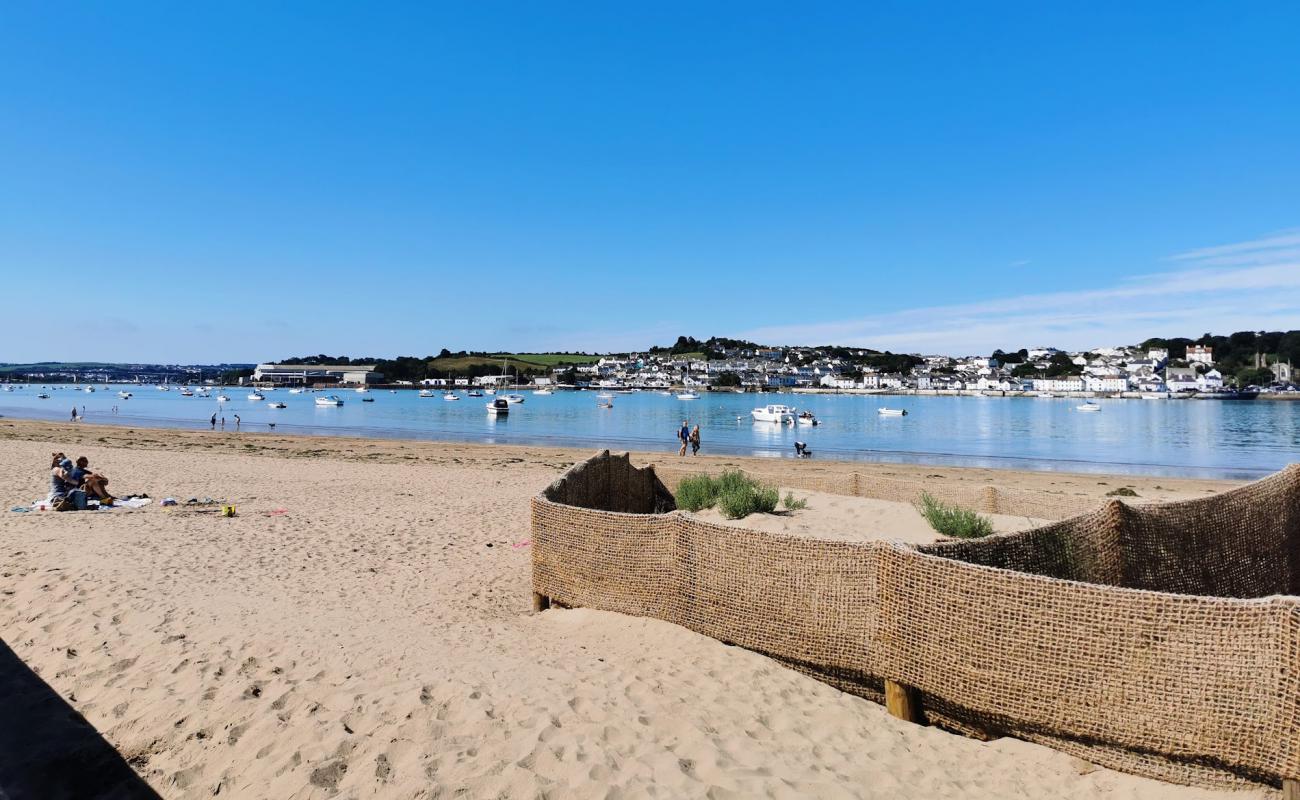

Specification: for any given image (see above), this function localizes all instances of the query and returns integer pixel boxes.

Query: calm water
[3,385,1298,478]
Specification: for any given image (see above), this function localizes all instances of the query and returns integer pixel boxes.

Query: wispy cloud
[738,231,1300,355]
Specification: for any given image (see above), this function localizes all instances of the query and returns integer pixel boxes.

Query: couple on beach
[677,421,701,456]
[48,452,113,511]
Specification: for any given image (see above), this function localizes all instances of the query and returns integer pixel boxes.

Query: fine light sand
[693,487,1046,545]
[0,419,1264,799]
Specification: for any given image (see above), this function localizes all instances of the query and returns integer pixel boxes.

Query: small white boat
[878,408,907,417]
[157,385,170,392]
[83,387,94,393]
[1036,391,1058,399]
[247,392,265,401]
[263,387,276,392]
[355,387,370,393]
[751,404,795,423]
[268,402,287,409]
[37,393,50,399]
[596,392,614,399]
[1076,402,1101,412]
[443,392,460,401]
[179,389,194,397]
[217,394,230,402]
[418,389,436,398]
[484,388,497,395]
[118,391,133,399]
[797,411,819,426]
[1141,393,1169,400]
[467,390,484,397]
[505,394,525,404]
[676,392,700,400]
[315,395,344,407]
[533,389,553,396]
[486,398,510,416]
[289,388,303,394]
[597,400,613,409]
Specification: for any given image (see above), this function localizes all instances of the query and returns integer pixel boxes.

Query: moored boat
[486,397,509,416]
[268,402,287,409]
[315,395,344,406]
[247,392,265,401]
[751,404,795,423]
[1076,402,1101,412]
[676,392,700,400]
[505,393,525,404]
[877,407,907,416]
[797,411,819,426]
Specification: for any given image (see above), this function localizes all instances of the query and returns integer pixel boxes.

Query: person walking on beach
[234,414,241,429]
[70,406,78,422]
[677,420,690,456]
[210,412,217,430]
[689,425,701,456]
[220,415,225,429]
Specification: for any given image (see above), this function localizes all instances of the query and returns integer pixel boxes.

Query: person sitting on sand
[70,456,112,503]
[48,453,80,510]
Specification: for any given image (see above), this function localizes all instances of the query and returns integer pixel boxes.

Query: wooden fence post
[884,679,922,724]
[531,592,550,612]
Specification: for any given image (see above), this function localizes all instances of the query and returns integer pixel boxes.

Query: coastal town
[6,332,1300,399]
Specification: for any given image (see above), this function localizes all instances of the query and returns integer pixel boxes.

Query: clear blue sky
[2,2,1298,362]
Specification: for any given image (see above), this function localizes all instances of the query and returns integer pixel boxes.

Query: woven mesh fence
[531,452,1300,790]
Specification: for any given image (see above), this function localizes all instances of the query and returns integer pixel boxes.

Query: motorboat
[37,393,49,399]
[1076,402,1101,412]
[467,390,484,397]
[418,389,436,398]
[118,391,133,399]
[289,388,303,394]
[247,392,265,401]
[355,387,370,393]
[533,389,553,396]
[505,393,525,404]
[486,398,509,416]
[443,392,460,401]
[83,387,94,392]
[1141,392,1169,400]
[877,408,907,416]
[179,389,194,397]
[268,402,287,409]
[484,388,497,395]
[597,399,613,409]
[361,397,375,402]
[676,392,700,400]
[751,404,796,423]
[315,395,344,406]
[596,391,614,399]
[157,385,170,391]
[216,394,230,402]
[797,411,820,426]
[1036,392,1058,398]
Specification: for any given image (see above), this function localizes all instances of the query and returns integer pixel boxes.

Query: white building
[1083,375,1129,393]
[1165,367,1199,393]
[1147,348,1169,363]
[1197,369,1224,391]
[1187,345,1214,365]
[1032,377,1084,393]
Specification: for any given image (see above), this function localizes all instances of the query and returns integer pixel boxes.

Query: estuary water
[3,385,1298,478]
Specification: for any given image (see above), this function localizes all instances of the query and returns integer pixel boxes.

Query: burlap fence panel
[875,542,1300,786]
[1113,465,1300,598]
[531,499,682,621]
[919,503,1124,586]
[543,450,675,514]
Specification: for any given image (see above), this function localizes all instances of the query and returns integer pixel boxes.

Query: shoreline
[0,406,1278,480]
[0,417,1243,501]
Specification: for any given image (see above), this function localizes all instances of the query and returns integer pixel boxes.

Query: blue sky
[2,2,1298,362]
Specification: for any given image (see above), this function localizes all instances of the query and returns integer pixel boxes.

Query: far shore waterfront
[0,416,1259,798]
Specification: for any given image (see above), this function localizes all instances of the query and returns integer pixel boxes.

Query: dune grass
[674,471,780,519]
[915,492,994,539]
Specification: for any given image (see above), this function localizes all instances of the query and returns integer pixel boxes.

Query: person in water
[689,425,701,456]
[677,420,690,456]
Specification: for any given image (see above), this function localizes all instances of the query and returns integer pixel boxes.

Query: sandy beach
[0,418,1263,799]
